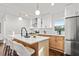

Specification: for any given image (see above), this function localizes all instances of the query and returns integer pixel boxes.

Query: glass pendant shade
[35,10,40,15]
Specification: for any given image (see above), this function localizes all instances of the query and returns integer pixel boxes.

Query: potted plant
[55,25,64,35]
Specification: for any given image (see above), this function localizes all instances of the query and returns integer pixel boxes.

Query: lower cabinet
[49,36,56,49]
[38,34,64,56]
[49,36,64,53]
[55,36,64,51]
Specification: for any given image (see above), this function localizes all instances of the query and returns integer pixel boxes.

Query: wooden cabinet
[55,36,64,51]
[49,36,64,52]
[38,34,64,53]
[65,4,77,17]
[38,40,49,56]
[49,36,56,49]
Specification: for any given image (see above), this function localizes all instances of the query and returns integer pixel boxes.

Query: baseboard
[64,54,71,56]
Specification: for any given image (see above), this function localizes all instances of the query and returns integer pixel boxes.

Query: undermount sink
[22,35,30,38]
[24,36,30,38]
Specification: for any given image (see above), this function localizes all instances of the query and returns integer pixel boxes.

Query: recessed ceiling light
[51,3,54,6]
[18,17,22,20]
[25,14,28,16]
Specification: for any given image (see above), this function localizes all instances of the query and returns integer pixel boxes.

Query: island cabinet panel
[38,40,49,56]
[49,36,56,49]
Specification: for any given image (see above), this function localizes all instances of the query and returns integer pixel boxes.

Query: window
[54,19,64,35]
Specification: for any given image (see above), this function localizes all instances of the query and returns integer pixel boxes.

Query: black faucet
[21,27,28,38]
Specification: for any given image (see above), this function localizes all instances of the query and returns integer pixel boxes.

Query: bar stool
[12,41,35,56]
[3,36,35,56]
[8,38,18,56]
[3,36,15,56]
[3,38,11,56]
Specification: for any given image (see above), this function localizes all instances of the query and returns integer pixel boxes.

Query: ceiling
[0,3,69,19]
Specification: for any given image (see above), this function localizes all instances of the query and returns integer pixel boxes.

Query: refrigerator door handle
[65,39,76,41]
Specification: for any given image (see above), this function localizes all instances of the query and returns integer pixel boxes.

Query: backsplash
[29,28,65,35]
[29,28,56,34]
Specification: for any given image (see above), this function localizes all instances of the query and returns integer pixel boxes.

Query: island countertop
[10,34,49,45]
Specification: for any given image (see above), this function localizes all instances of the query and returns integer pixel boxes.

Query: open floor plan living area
[0,3,79,56]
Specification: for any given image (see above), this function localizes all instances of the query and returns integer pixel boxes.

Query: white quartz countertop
[38,34,64,36]
[11,34,49,45]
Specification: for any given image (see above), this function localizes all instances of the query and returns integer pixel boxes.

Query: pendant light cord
[36,3,39,10]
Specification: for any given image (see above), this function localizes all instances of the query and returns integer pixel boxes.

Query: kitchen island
[11,34,49,56]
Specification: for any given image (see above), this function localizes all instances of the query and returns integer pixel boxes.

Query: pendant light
[19,17,22,20]
[18,12,23,21]
[35,3,40,15]
[51,3,54,6]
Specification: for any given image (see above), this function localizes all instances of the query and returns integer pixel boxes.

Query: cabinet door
[65,4,77,17]
[55,36,64,50]
[49,36,56,48]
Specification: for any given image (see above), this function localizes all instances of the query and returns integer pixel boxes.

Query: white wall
[4,14,31,35]
[0,13,5,40]
[52,10,65,20]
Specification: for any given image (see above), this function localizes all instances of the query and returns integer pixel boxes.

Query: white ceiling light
[35,3,40,15]
[18,17,22,20]
[25,14,28,16]
[51,3,54,6]
[35,10,40,15]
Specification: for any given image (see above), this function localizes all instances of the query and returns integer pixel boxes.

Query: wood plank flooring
[0,44,3,56]
[49,49,64,56]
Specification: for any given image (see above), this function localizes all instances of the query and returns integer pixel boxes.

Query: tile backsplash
[29,28,65,35]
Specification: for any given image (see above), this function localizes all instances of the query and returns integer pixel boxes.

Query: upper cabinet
[31,18,38,28]
[30,15,52,28]
[65,4,77,17]
[42,16,52,28]
[31,18,42,28]
[76,4,79,16]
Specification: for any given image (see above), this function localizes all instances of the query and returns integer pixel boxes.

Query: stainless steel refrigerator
[65,16,79,56]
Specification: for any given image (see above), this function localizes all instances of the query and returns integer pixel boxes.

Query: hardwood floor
[49,49,64,56]
[0,44,3,56]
